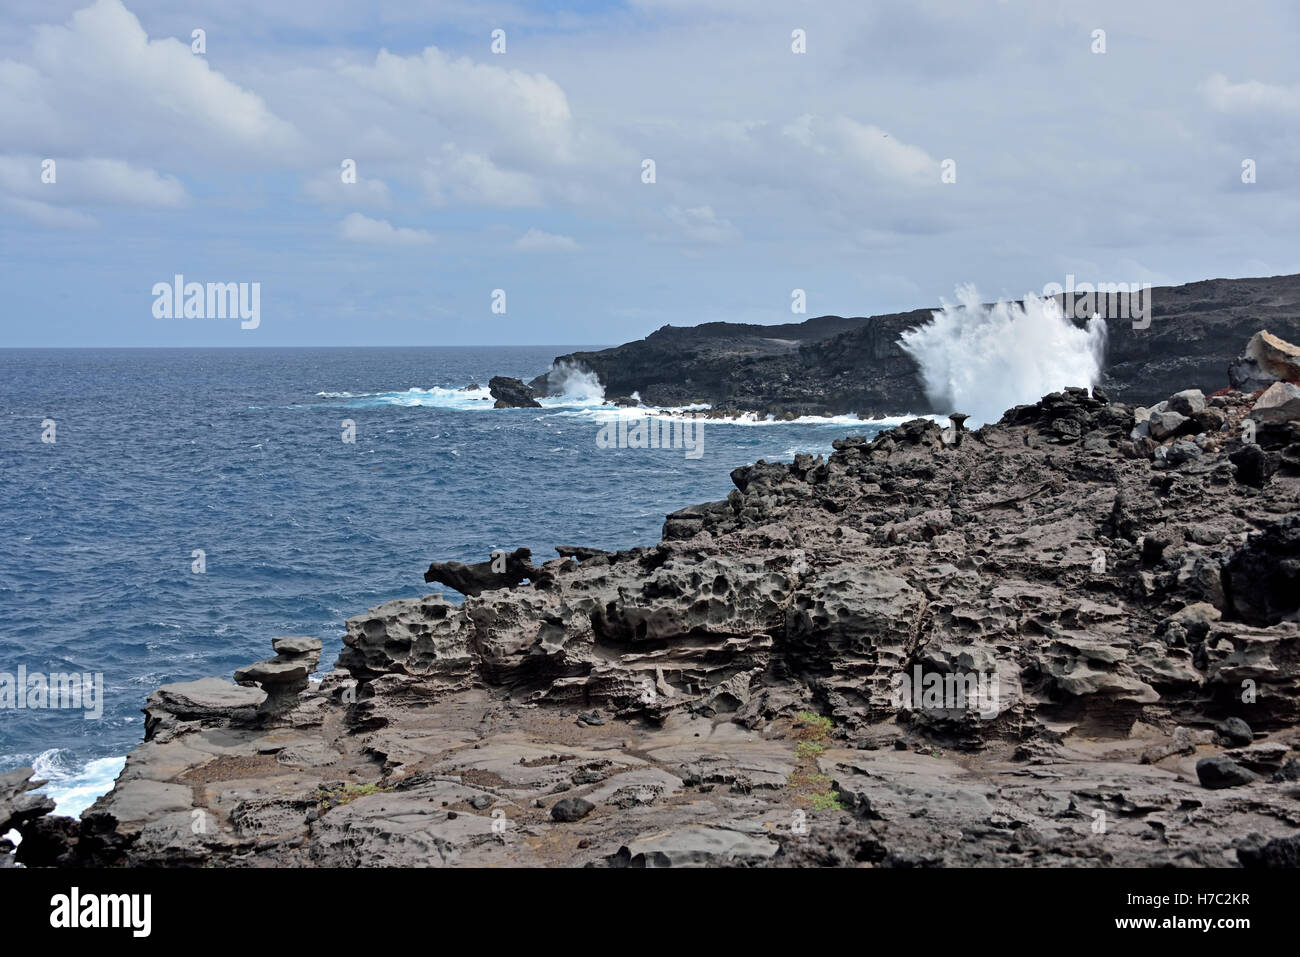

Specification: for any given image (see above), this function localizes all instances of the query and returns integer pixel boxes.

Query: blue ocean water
[0,347,904,814]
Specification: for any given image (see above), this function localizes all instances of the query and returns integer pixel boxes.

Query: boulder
[550,797,595,822]
[1196,757,1260,789]
[1250,381,1300,424]
[1165,441,1201,466]
[1238,833,1300,868]
[1229,443,1277,487]
[489,376,541,408]
[1223,516,1300,625]
[1229,330,1300,392]
[1148,410,1190,441]
[1215,717,1254,747]
[1167,389,1206,416]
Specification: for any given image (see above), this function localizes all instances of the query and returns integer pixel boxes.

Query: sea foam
[899,285,1108,426]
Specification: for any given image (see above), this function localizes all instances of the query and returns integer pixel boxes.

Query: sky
[0,0,1297,347]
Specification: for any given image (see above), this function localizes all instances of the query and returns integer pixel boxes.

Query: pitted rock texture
[13,366,1300,868]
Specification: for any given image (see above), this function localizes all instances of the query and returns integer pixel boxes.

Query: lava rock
[1229,330,1300,393]
[1215,717,1254,747]
[1223,516,1300,625]
[233,636,322,720]
[1196,757,1261,789]
[489,376,542,408]
[1167,389,1207,417]
[1250,381,1300,424]
[550,797,595,822]
[1238,833,1300,868]
[1229,442,1277,487]
[424,546,537,597]
[1166,441,1202,466]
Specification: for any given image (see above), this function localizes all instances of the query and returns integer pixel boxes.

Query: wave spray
[899,285,1108,426]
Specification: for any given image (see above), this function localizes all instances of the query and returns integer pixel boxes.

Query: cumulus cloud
[340,46,576,164]
[0,0,301,162]
[338,213,435,245]
[1,0,1298,345]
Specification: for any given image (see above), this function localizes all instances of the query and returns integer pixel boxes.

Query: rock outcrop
[530,274,1300,416]
[11,333,1300,869]
[488,376,541,409]
[234,637,322,722]
[1229,330,1300,393]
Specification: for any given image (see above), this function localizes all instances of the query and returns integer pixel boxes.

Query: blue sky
[1,0,1297,347]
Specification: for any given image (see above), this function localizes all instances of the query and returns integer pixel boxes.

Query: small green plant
[317,782,390,813]
[787,709,843,813]
[796,711,833,736]
[808,790,846,812]
[795,741,826,759]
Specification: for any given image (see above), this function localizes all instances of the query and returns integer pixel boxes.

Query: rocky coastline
[520,274,1300,418]
[5,328,1300,868]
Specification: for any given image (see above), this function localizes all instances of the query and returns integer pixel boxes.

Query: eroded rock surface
[13,348,1300,868]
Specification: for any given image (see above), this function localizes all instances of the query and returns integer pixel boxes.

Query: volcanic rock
[1215,717,1254,747]
[489,376,541,408]
[1196,757,1261,789]
[1229,330,1300,393]
[233,636,322,720]
[424,547,537,597]
[550,797,595,822]
[1250,381,1300,424]
[31,340,1300,869]
[530,276,1300,416]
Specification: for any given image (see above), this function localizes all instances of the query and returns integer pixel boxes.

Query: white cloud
[514,227,578,251]
[0,0,300,161]
[338,213,435,245]
[341,45,576,163]
[783,114,938,186]
[1202,74,1300,115]
[420,146,544,207]
[0,155,186,207]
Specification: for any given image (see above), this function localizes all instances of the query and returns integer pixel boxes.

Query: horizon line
[0,344,616,351]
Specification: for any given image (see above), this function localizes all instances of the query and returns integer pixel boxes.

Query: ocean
[0,346,905,816]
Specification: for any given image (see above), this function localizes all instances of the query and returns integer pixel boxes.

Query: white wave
[315,386,496,411]
[552,405,944,428]
[539,361,606,406]
[899,284,1107,427]
[30,749,126,819]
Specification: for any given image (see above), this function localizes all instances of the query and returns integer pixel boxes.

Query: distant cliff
[530,274,1300,416]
